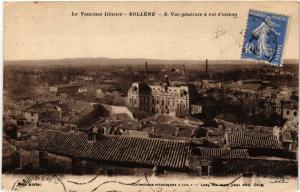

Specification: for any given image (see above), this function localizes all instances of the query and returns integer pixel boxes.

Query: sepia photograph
[2,1,299,192]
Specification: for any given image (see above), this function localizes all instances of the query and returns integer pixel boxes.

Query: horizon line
[4,57,299,63]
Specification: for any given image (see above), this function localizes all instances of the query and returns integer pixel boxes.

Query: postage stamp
[241,10,289,66]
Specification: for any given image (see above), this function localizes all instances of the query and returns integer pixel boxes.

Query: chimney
[218,123,224,129]
[102,126,108,135]
[280,101,284,118]
[205,59,208,74]
[113,124,121,135]
[165,75,170,86]
[224,132,229,148]
[145,61,148,75]
[174,126,179,136]
[88,126,100,142]
[273,126,281,141]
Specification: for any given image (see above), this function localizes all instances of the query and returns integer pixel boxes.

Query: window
[132,86,137,91]
[294,111,297,116]
[286,110,290,115]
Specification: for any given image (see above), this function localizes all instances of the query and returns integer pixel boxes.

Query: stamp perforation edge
[240,9,290,67]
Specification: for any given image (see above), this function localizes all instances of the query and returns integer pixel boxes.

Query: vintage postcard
[2,1,299,192]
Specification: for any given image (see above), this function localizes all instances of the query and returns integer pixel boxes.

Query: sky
[4,1,299,61]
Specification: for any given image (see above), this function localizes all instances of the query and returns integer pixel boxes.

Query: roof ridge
[101,133,187,143]
[197,147,248,151]
[42,130,187,143]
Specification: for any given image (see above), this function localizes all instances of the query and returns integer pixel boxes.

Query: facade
[127,82,197,116]
[229,83,262,99]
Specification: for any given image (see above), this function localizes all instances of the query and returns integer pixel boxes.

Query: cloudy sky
[4,1,299,61]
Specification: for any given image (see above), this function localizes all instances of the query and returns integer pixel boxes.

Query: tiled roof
[227,131,283,150]
[61,108,99,127]
[188,147,249,168]
[196,147,249,158]
[24,103,60,113]
[231,83,262,91]
[154,123,195,138]
[97,104,134,119]
[25,130,188,169]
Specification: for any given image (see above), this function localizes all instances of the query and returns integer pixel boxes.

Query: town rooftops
[61,108,102,130]
[231,83,263,91]
[188,147,249,168]
[98,85,120,92]
[282,100,298,110]
[194,147,249,159]
[51,84,87,89]
[141,115,203,127]
[35,94,68,104]
[20,130,188,169]
[227,131,283,150]
[24,103,61,113]
[95,104,134,120]
[242,79,262,84]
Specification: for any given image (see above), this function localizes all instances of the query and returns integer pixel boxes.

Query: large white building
[127,82,200,116]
